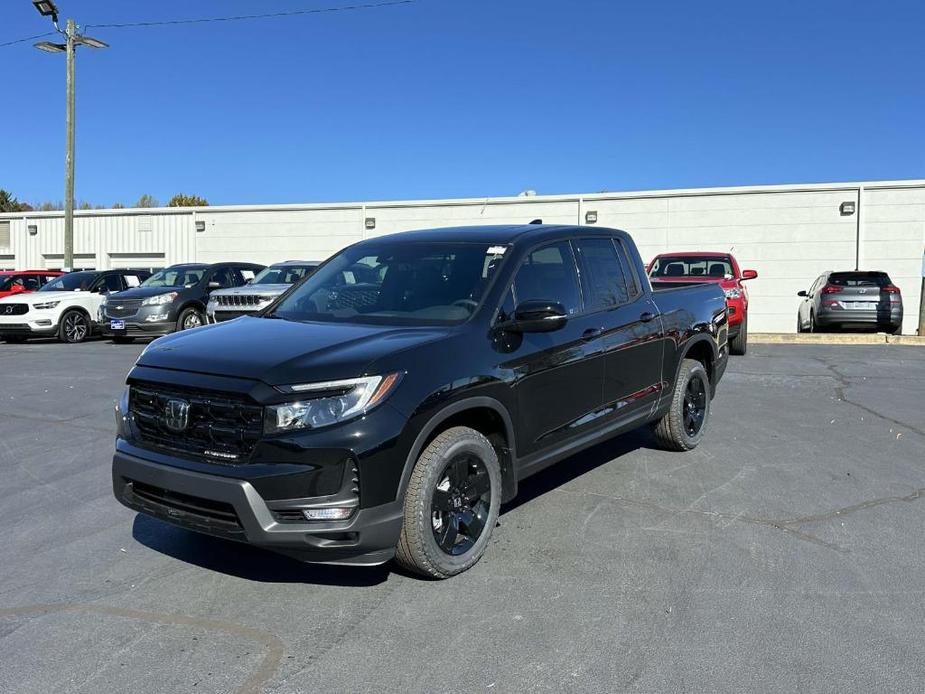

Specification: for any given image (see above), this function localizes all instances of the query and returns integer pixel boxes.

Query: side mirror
[741,269,758,280]
[797,290,808,297]
[511,300,568,333]
[208,281,222,290]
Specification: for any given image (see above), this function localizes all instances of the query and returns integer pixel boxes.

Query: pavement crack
[777,488,925,526]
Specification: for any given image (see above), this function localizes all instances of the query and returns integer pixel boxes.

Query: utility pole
[64,18,75,271]
[32,1,108,272]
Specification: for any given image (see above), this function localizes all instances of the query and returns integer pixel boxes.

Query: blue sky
[1,0,923,207]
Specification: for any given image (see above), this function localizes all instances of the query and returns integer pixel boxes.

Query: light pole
[32,1,108,272]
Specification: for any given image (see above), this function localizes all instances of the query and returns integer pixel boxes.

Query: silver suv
[797,270,903,334]
[206,260,320,323]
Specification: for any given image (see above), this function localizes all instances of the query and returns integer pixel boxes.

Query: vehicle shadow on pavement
[501,427,654,515]
[131,514,389,586]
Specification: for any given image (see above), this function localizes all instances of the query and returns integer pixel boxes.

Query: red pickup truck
[647,252,757,355]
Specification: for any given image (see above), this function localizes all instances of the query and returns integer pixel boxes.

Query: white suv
[0,269,150,343]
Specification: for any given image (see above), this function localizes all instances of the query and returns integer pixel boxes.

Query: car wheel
[796,313,805,333]
[395,426,502,579]
[112,336,134,344]
[58,310,90,343]
[652,358,711,452]
[729,316,747,355]
[809,310,817,333]
[177,307,205,331]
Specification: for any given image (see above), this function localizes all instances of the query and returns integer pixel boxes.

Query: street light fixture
[31,2,109,272]
[32,0,59,20]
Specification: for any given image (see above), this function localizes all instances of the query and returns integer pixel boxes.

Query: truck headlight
[266,373,402,433]
[724,288,742,299]
[142,292,178,306]
[33,300,60,309]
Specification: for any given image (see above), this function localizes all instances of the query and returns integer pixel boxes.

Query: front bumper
[0,313,58,337]
[103,304,178,336]
[113,449,403,565]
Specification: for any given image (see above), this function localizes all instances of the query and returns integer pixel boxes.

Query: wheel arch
[397,397,518,504]
[679,334,717,385]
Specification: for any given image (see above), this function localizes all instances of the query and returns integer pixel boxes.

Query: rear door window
[573,238,630,310]
[828,272,892,288]
[513,241,582,315]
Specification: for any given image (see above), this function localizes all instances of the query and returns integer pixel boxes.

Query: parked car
[0,269,151,343]
[102,262,266,342]
[112,224,728,578]
[647,252,757,355]
[206,260,320,323]
[0,270,65,300]
[797,270,903,334]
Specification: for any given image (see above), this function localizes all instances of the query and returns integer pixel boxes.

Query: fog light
[302,507,354,521]
[145,313,169,322]
[35,319,52,326]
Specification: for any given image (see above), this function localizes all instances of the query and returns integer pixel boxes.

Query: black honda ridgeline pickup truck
[113,225,728,578]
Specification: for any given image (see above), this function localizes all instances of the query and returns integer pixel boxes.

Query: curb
[750,333,925,346]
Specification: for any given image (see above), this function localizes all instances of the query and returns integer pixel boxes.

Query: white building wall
[2,180,922,334]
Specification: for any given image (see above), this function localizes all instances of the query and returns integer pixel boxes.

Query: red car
[0,270,64,300]
[647,252,757,355]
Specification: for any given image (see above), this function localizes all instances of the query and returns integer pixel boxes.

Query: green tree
[0,189,32,213]
[167,193,209,207]
[135,194,159,208]
[112,202,125,209]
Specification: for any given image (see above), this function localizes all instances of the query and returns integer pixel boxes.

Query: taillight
[821,285,843,294]
[883,285,901,294]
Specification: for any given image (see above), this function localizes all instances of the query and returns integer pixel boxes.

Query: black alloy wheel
[431,455,492,556]
[60,310,90,343]
[682,375,707,437]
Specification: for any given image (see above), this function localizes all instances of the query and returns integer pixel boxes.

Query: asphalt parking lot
[1,340,924,693]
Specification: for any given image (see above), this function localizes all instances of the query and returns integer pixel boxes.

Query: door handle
[639,312,657,323]
[581,327,603,341]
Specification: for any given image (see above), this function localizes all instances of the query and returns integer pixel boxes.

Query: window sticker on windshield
[241,270,255,280]
[124,275,140,287]
[487,246,507,255]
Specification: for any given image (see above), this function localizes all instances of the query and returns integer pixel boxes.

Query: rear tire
[729,316,747,355]
[58,310,90,343]
[652,358,711,451]
[395,426,501,579]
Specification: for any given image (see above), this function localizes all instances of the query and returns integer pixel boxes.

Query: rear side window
[513,241,581,315]
[828,272,892,288]
[573,238,630,310]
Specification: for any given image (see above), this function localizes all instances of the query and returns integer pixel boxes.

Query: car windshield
[253,264,317,285]
[40,272,99,292]
[649,255,733,279]
[829,272,892,288]
[269,242,508,326]
[142,267,205,288]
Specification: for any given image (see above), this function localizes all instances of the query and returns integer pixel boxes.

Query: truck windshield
[252,265,317,285]
[650,255,733,279]
[39,272,98,292]
[142,267,206,288]
[269,242,507,326]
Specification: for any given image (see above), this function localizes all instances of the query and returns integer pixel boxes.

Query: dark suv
[103,262,265,342]
[112,225,728,578]
[797,270,904,334]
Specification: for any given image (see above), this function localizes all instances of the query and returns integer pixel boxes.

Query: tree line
[0,190,209,212]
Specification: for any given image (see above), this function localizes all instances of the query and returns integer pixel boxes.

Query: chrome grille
[216,294,266,307]
[106,299,143,318]
[1,304,29,316]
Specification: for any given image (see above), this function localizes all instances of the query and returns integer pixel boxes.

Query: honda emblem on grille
[164,398,190,432]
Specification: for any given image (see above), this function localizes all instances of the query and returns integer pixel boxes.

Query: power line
[84,0,415,30]
[0,30,57,49]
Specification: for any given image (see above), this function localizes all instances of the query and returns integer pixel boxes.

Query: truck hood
[136,316,451,385]
[110,286,188,300]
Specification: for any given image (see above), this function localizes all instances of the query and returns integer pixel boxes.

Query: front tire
[395,426,501,579]
[58,310,90,343]
[652,358,711,451]
[729,316,747,355]
[177,307,205,331]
